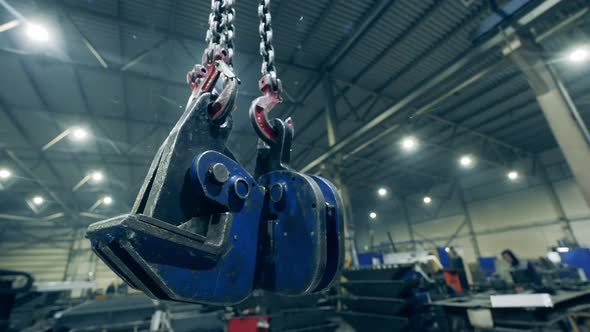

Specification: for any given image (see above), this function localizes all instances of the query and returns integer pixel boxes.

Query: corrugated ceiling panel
[294,0,375,67]
[69,14,122,67]
[63,0,119,16]
[120,0,173,30]
[333,0,434,82]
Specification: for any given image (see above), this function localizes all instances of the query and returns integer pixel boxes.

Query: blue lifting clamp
[86,46,344,305]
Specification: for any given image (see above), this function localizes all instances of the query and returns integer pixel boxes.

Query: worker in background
[501,249,541,288]
[106,281,116,295]
[448,246,469,292]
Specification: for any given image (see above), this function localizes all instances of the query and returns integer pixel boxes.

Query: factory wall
[0,222,119,291]
[0,224,74,282]
[355,147,590,265]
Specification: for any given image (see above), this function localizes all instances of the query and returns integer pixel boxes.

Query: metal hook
[249,74,293,145]
[187,47,239,123]
[208,62,238,123]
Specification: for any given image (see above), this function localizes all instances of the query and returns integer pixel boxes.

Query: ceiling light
[369,212,377,219]
[102,196,113,205]
[507,170,519,181]
[26,23,49,42]
[423,196,432,204]
[32,196,44,205]
[459,155,474,168]
[400,136,418,152]
[377,187,387,197]
[90,171,104,182]
[568,47,589,63]
[70,127,89,141]
[0,168,11,179]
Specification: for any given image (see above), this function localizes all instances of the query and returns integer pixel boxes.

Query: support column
[456,183,481,258]
[331,171,358,266]
[400,198,416,250]
[322,75,358,266]
[323,77,338,147]
[62,228,83,282]
[537,157,578,245]
[508,37,590,207]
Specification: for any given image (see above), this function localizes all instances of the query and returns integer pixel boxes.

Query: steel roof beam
[54,1,317,73]
[6,27,111,211]
[3,149,72,213]
[286,0,338,64]
[300,27,531,174]
[422,114,531,157]
[0,48,300,108]
[59,11,122,160]
[375,4,489,94]
[350,0,449,84]
[299,75,530,176]
[331,76,530,158]
[0,98,73,212]
[337,121,519,190]
[66,12,109,69]
[277,0,399,120]
[324,0,398,71]
[0,19,19,33]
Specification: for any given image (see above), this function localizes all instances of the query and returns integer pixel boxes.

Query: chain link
[258,0,277,82]
[205,0,223,54]
[205,0,235,64]
[221,0,236,64]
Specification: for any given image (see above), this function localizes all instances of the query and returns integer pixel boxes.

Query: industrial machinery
[86,0,344,305]
[338,265,442,332]
[0,270,33,332]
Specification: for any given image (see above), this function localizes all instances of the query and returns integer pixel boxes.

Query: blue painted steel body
[190,151,263,214]
[157,151,264,303]
[258,171,327,294]
[87,148,345,304]
[310,176,345,291]
[87,152,263,305]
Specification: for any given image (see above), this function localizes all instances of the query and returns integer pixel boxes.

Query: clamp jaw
[251,117,344,296]
[87,90,257,304]
[86,53,344,305]
[249,73,344,296]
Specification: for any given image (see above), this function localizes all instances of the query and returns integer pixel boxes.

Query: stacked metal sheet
[339,265,420,332]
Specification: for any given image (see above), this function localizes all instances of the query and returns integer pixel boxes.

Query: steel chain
[221,0,236,64]
[258,0,278,87]
[205,0,223,56]
[205,0,235,64]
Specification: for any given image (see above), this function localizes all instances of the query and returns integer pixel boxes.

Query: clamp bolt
[209,163,229,183]
[270,183,285,203]
[233,177,250,200]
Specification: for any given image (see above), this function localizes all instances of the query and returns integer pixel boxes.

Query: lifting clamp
[86,0,344,305]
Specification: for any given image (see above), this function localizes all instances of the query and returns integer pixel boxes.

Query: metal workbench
[431,289,590,331]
